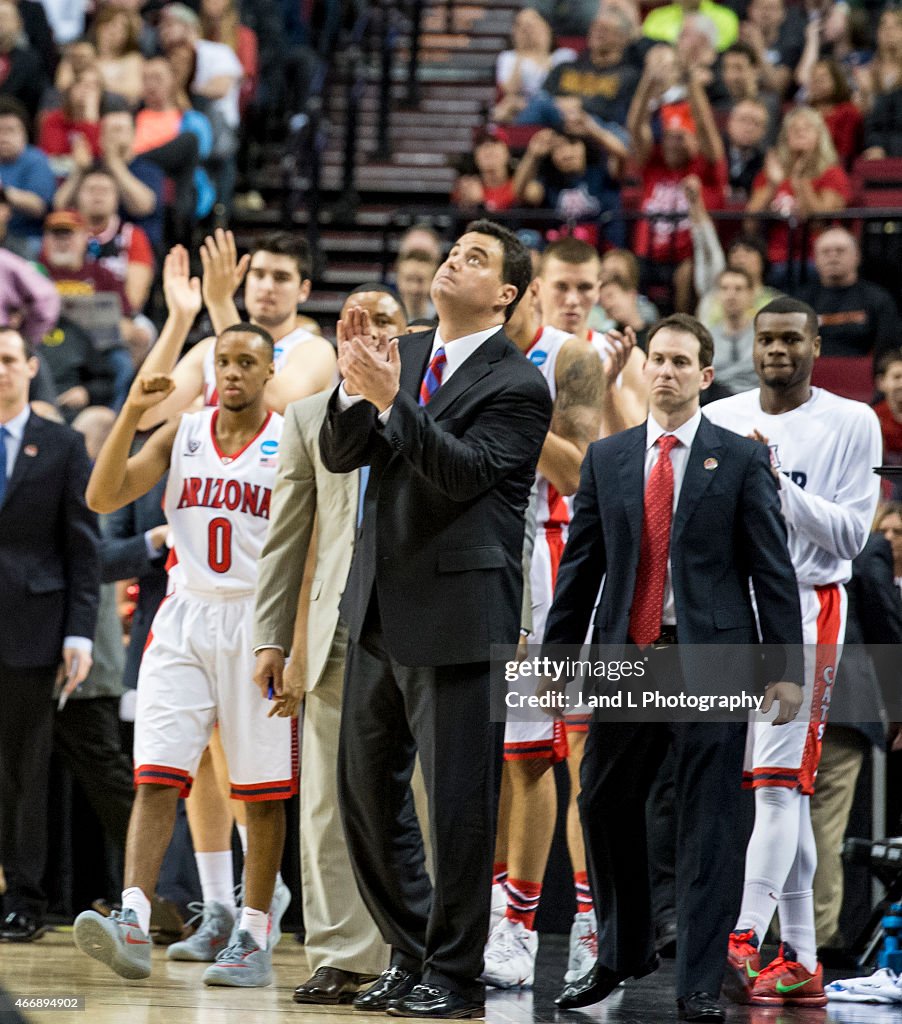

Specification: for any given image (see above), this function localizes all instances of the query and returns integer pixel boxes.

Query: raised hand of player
[200,228,250,308]
[125,372,176,411]
[163,244,202,321]
[761,680,803,725]
[602,327,636,385]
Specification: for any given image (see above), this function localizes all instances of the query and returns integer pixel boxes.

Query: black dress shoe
[353,966,421,1011]
[555,955,659,1009]
[0,912,47,942]
[677,991,725,1022]
[387,983,484,1019]
[294,965,374,1004]
[655,919,678,959]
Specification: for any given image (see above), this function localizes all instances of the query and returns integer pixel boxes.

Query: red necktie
[419,347,447,406]
[629,434,679,645]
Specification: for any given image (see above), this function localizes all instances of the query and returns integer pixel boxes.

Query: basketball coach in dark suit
[0,328,99,941]
[319,219,552,1019]
[544,314,804,1023]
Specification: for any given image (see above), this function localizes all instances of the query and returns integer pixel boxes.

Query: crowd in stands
[0,0,330,426]
[450,0,902,482]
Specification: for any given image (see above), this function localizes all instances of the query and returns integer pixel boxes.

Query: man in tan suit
[253,289,408,1005]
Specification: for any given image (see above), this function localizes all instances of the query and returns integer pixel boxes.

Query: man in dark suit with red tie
[0,328,99,941]
[318,220,552,1019]
[543,314,804,1023]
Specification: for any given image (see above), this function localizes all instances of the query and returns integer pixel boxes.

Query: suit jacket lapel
[3,410,40,507]
[671,416,723,546]
[399,329,435,402]
[425,342,493,419]
[617,426,647,548]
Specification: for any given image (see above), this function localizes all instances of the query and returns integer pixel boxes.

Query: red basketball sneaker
[723,929,761,1004]
[749,943,827,1006]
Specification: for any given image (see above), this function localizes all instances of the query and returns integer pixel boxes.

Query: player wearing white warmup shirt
[127,233,334,954]
[74,323,293,989]
[703,297,881,1009]
[483,256,636,991]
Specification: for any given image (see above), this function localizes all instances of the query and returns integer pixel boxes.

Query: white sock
[240,906,269,949]
[778,796,818,972]
[236,823,248,856]
[779,890,817,971]
[736,787,803,940]
[121,887,151,936]
[195,851,236,914]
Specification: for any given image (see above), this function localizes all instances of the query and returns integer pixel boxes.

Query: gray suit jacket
[254,390,358,691]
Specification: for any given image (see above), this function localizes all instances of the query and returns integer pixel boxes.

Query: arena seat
[811,355,874,404]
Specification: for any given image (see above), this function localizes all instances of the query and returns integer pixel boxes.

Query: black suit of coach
[544,316,803,1020]
[319,221,551,1013]
[0,330,99,937]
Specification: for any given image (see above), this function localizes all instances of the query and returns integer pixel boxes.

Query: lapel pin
[703,457,718,470]
[24,444,38,457]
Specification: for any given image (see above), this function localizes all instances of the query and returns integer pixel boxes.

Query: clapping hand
[337,305,400,411]
[602,327,636,385]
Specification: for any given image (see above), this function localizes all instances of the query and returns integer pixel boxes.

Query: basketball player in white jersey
[704,297,881,1007]
[138,229,337,430]
[483,258,636,989]
[128,233,333,955]
[74,323,293,989]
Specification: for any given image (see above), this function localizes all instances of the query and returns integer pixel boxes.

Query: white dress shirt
[1,405,92,656]
[0,403,30,478]
[643,409,702,627]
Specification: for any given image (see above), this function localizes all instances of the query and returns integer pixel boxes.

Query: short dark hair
[250,232,313,282]
[754,297,819,338]
[723,41,759,67]
[218,322,275,358]
[727,233,768,272]
[0,326,33,359]
[647,313,715,369]
[464,218,533,321]
[348,282,409,323]
[0,97,29,130]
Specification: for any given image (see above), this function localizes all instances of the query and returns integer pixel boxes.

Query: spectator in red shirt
[38,65,105,177]
[746,105,852,286]
[804,58,864,166]
[628,52,727,311]
[75,167,154,313]
[452,126,522,213]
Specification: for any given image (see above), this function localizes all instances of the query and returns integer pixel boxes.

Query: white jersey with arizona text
[164,407,283,596]
[703,387,881,586]
[203,324,319,406]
